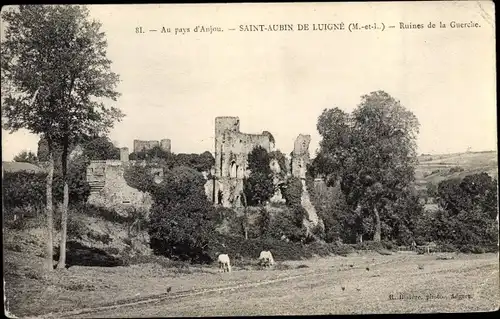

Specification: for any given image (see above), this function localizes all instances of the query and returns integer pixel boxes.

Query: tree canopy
[312,91,421,243]
[148,166,217,263]
[244,146,274,206]
[2,5,124,143]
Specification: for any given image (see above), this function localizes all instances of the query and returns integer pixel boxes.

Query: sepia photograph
[1,2,498,317]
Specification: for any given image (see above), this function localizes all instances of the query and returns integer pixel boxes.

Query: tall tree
[314,91,420,242]
[243,146,274,206]
[2,5,123,270]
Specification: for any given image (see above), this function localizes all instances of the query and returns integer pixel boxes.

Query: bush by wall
[3,171,47,212]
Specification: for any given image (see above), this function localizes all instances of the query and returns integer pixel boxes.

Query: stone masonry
[133,139,171,153]
[209,116,276,208]
[86,146,164,215]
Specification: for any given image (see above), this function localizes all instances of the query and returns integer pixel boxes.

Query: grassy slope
[415,151,498,190]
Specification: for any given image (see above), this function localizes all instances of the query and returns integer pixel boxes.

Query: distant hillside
[415,151,498,190]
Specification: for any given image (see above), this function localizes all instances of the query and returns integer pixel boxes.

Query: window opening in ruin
[122,200,131,204]
[217,190,223,205]
[230,161,237,178]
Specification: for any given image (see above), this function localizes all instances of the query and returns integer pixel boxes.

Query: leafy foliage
[3,171,47,211]
[416,173,498,250]
[2,5,124,143]
[244,173,275,206]
[81,136,120,160]
[306,177,350,243]
[53,155,91,203]
[244,146,274,205]
[312,91,421,243]
[269,150,288,177]
[282,177,303,207]
[148,166,218,263]
[123,163,156,194]
[13,150,38,164]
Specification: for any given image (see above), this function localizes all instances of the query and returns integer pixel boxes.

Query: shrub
[86,230,112,245]
[449,166,464,174]
[67,214,88,240]
[282,177,303,207]
[123,163,155,193]
[148,166,217,264]
[255,207,271,237]
[267,206,307,242]
[244,173,274,206]
[330,244,355,257]
[53,156,91,204]
[2,171,46,211]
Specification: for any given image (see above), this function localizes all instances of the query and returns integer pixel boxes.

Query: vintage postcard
[2,1,498,317]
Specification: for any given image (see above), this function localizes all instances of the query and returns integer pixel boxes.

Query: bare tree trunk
[373,207,381,242]
[57,139,69,269]
[356,233,363,244]
[45,144,54,271]
[355,204,364,244]
[241,191,249,240]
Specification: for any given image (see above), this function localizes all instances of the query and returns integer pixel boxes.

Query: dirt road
[49,253,498,317]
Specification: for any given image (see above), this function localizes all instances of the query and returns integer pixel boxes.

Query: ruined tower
[212,116,271,207]
[160,139,172,153]
[120,147,129,162]
[291,134,311,179]
[133,139,171,153]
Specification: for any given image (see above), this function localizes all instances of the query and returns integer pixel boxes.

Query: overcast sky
[1,2,497,161]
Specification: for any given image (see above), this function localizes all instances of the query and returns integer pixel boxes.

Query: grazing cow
[218,254,231,273]
[259,250,275,267]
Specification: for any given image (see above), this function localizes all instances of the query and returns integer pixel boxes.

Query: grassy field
[415,151,498,190]
[4,248,498,318]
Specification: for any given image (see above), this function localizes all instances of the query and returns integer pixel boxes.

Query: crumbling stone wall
[133,139,171,153]
[291,134,311,179]
[211,116,273,208]
[86,160,153,216]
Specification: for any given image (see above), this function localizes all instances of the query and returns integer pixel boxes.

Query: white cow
[259,250,275,267]
[218,254,232,272]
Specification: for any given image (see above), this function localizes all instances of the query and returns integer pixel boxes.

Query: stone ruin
[133,139,171,153]
[85,118,320,232]
[204,116,274,208]
[204,116,316,212]
[86,140,169,216]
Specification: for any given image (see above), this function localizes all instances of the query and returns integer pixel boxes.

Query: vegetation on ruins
[128,147,215,173]
[269,150,288,178]
[243,146,275,205]
[306,178,350,243]
[2,5,124,270]
[310,91,422,244]
[81,137,120,160]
